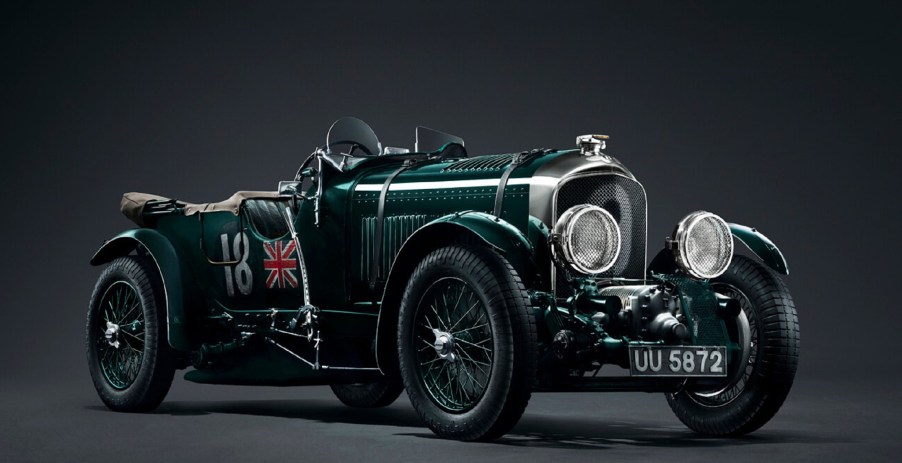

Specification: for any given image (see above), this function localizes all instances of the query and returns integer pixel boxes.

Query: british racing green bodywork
[92,140,788,385]
[729,223,789,275]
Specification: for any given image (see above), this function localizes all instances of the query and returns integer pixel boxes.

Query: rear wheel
[398,244,536,441]
[666,255,799,435]
[86,255,175,412]
[330,379,404,408]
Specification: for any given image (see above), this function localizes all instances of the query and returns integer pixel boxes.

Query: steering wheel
[326,139,376,157]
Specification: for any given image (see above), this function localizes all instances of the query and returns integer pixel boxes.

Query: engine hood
[349,149,636,227]
[342,147,648,289]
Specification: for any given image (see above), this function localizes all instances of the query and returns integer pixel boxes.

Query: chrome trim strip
[529,176,560,187]
[354,176,558,192]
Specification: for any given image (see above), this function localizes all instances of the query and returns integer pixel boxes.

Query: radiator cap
[576,134,609,156]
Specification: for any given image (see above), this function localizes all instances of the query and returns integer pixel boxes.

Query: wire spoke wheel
[665,255,799,436]
[87,255,175,412]
[398,244,535,441]
[95,281,145,389]
[415,277,493,413]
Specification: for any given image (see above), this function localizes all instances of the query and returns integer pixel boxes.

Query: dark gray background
[2,2,900,461]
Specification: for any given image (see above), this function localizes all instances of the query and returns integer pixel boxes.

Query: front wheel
[666,255,800,435]
[398,244,536,441]
[86,255,175,412]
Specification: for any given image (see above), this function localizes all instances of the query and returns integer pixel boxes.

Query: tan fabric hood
[121,191,283,226]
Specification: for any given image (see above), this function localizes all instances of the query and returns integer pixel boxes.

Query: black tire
[86,255,175,412]
[398,244,537,441]
[330,379,404,408]
[666,255,799,435]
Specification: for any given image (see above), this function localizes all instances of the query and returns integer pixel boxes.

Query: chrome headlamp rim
[672,210,734,279]
[553,204,621,275]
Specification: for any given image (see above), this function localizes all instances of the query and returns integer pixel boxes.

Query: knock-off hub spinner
[432,328,456,363]
[105,321,121,349]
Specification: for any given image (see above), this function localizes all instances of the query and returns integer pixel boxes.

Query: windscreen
[326,116,382,156]
[415,126,465,153]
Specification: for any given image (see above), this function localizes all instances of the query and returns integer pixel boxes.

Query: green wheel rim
[95,281,145,390]
[689,283,760,406]
[414,277,493,413]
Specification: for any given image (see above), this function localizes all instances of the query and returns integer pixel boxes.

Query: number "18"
[221,233,252,297]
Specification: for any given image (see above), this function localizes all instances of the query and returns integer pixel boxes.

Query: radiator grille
[555,174,647,296]
[361,214,431,282]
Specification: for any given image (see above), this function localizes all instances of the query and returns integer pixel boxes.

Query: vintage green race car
[87,117,799,441]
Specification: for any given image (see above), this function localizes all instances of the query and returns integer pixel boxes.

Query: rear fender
[90,228,196,351]
[374,211,536,374]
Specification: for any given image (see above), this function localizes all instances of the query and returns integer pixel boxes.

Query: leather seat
[244,199,290,239]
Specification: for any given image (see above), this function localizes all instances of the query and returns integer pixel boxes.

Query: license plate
[628,346,727,377]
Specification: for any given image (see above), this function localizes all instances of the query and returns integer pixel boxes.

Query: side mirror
[278,181,302,196]
[295,167,316,181]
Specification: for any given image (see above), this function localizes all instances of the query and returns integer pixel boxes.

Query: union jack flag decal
[263,241,298,289]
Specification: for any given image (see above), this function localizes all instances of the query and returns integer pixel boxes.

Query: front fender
[432,211,535,272]
[729,223,789,275]
[90,228,194,351]
[374,211,537,374]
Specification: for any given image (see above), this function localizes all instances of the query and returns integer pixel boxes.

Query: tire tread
[86,254,175,412]
[666,255,799,435]
[398,244,536,441]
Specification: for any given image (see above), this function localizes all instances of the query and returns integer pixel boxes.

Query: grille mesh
[684,215,732,278]
[556,174,646,295]
[567,208,619,273]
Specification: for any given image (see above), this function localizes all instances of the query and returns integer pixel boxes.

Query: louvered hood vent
[442,153,516,172]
